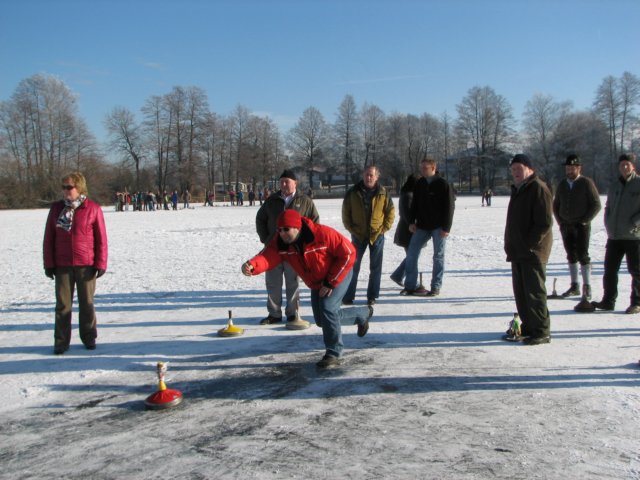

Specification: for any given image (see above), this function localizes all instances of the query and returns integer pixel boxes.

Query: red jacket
[43,199,108,270]
[248,217,355,290]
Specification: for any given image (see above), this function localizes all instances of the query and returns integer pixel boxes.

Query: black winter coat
[393,187,413,248]
[409,175,455,232]
[504,174,553,264]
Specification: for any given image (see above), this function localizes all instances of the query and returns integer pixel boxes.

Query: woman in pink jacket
[43,172,108,354]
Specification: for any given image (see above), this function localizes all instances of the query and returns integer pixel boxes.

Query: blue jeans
[310,269,371,358]
[390,248,408,284]
[404,228,447,291]
[344,235,385,303]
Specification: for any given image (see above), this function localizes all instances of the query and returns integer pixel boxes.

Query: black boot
[561,282,580,297]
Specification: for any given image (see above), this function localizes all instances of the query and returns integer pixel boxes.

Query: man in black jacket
[401,158,455,296]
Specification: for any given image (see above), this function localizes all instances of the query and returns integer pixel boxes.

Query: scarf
[56,195,86,232]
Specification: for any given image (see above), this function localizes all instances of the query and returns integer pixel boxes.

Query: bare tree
[360,102,385,168]
[522,93,573,181]
[553,111,610,188]
[287,106,328,187]
[0,73,103,206]
[618,71,640,154]
[104,106,144,191]
[593,75,622,164]
[334,94,359,189]
[141,95,171,194]
[456,85,515,191]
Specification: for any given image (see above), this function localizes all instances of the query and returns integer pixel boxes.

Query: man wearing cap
[342,165,395,306]
[552,154,601,299]
[242,210,373,368]
[591,153,640,314]
[256,169,319,327]
[503,154,553,345]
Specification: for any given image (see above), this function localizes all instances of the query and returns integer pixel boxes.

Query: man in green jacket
[591,154,640,314]
[341,165,395,306]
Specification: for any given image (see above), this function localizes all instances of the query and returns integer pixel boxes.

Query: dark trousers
[602,239,640,306]
[559,223,591,264]
[54,267,98,349]
[511,262,550,338]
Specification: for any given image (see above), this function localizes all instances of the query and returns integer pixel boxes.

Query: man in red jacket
[242,209,372,368]
[43,172,108,354]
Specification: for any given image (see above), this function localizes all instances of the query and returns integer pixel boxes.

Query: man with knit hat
[591,153,640,314]
[243,209,373,368]
[255,169,319,328]
[552,154,601,300]
[503,154,553,345]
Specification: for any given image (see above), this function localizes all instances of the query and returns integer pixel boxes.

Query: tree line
[0,71,638,208]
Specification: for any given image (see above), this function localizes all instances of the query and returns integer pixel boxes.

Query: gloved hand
[96,269,106,278]
[45,268,55,279]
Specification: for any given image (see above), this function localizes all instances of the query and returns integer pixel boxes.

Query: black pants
[511,262,550,338]
[559,223,591,265]
[602,239,640,306]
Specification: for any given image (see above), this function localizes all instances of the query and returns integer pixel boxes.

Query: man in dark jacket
[591,153,640,314]
[255,169,319,327]
[503,154,553,345]
[552,153,601,299]
[243,210,372,368]
[43,172,108,354]
[401,158,455,296]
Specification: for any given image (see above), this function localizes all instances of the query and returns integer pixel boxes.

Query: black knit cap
[619,153,636,164]
[279,169,297,181]
[565,154,581,166]
[510,154,534,169]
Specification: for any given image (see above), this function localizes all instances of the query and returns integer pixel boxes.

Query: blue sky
[1,0,639,146]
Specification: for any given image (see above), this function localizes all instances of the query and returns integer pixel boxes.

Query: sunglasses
[277,227,292,233]
[62,185,76,190]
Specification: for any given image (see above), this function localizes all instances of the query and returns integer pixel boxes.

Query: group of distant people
[44,151,640,368]
[114,189,191,211]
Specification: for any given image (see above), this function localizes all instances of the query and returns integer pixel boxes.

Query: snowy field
[1,195,639,479]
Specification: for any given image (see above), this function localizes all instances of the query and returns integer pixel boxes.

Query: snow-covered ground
[1,196,639,479]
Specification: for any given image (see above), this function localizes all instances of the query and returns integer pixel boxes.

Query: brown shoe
[625,305,640,314]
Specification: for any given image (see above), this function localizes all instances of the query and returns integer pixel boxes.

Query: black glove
[45,268,55,279]
[96,269,106,278]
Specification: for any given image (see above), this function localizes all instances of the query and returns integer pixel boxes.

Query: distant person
[552,154,601,299]
[401,157,455,296]
[485,188,493,206]
[248,189,256,206]
[503,154,553,345]
[255,169,319,326]
[43,172,108,354]
[237,190,244,206]
[171,190,178,210]
[390,173,420,287]
[591,153,640,314]
[242,210,372,368]
[182,189,191,209]
[341,165,395,305]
